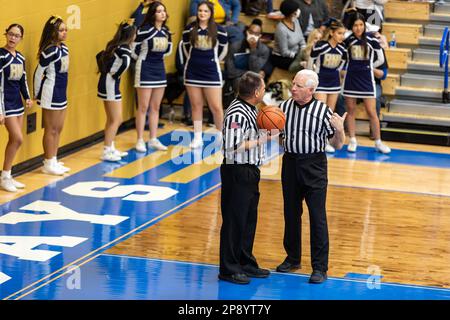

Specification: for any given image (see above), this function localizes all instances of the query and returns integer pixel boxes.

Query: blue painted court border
[21,254,450,300]
[328,145,450,169]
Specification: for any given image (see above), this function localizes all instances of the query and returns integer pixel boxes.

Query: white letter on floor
[0,272,11,285]
[0,201,128,225]
[0,236,87,262]
[62,181,178,202]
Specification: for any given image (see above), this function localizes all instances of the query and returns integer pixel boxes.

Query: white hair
[295,69,319,90]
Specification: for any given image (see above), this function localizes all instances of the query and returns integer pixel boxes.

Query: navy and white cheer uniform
[34,43,69,109]
[0,49,30,117]
[311,41,347,94]
[342,34,384,98]
[134,25,172,88]
[0,54,5,116]
[97,45,132,101]
[182,23,228,87]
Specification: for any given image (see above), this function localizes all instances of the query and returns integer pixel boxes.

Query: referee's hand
[330,112,347,132]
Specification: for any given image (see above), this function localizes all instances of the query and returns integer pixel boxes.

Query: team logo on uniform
[323,54,342,69]
[153,37,169,52]
[351,45,368,60]
[196,35,213,50]
[8,63,24,81]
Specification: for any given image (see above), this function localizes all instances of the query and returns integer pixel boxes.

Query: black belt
[284,152,326,160]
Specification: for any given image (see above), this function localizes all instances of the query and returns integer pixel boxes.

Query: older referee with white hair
[276,69,346,284]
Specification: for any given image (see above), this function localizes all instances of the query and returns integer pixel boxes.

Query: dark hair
[37,16,64,58]
[326,19,345,41]
[238,71,263,99]
[141,1,168,28]
[5,24,24,37]
[244,18,263,36]
[97,22,136,74]
[190,1,218,48]
[349,12,368,59]
[251,18,263,28]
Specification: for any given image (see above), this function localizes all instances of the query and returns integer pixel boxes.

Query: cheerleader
[34,16,70,175]
[342,13,390,154]
[97,21,136,162]
[134,1,172,152]
[311,20,346,153]
[0,24,32,192]
[182,0,228,149]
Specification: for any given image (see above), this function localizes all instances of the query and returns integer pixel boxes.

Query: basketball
[257,105,286,131]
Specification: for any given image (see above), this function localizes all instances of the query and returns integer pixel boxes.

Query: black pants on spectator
[271,54,295,70]
[281,152,329,272]
[220,163,260,275]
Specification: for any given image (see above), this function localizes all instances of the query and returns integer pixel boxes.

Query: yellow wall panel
[0,0,190,168]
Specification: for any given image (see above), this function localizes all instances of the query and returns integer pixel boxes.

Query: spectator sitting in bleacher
[296,0,330,39]
[271,0,306,70]
[225,18,273,92]
[288,28,322,73]
[189,0,245,43]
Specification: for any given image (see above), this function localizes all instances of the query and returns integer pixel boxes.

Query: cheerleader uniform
[0,55,4,117]
[34,43,69,109]
[311,41,347,94]
[0,49,31,117]
[182,23,228,87]
[134,24,172,88]
[342,33,384,98]
[97,45,132,101]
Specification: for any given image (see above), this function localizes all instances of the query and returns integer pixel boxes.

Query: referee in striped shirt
[276,69,346,284]
[219,71,276,285]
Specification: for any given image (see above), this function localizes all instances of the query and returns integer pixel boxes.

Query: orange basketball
[257,105,286,131]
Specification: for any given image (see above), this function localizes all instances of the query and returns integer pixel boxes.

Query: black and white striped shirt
[222,98,265,166]
[280,98,335,154]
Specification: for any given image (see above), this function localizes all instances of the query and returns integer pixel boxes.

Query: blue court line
[20,254,450,300]
[345,273,383,281]
[327,184,450,198]
[329,145,450,169]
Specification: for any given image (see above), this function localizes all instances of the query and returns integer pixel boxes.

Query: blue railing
[439,27,449,103]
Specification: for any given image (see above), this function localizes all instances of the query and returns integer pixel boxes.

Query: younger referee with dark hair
[219,71,277,285]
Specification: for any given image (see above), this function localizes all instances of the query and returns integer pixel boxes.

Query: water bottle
[389,31,397,48]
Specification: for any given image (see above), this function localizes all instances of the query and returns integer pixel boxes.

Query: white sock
[137,138,144,143]
[375,139,382,145]
[194,132,202,141]
[150,138,157,142]
[350,137,357,143]
[104,145,112,152]
[1,170,11,179]
[111,141,116,149]
[45,158,56,165]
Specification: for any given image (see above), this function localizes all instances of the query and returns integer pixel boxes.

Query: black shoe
[276,260,300,273]
[158,122,165,128]
[242,267,270,278]
[182,117,193,126]
[218,273,250,284]
[309,270,327,284]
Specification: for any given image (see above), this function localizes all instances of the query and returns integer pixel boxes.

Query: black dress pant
[271,54,295,70]
[220,163,260,275]
[281,152,329,272]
